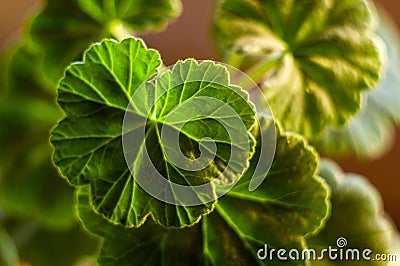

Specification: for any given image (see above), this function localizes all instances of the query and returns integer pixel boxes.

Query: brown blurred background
[0,0,399,229]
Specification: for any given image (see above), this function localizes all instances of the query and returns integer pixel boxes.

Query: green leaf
[214,0,383,138]
[0,43,74,229]
[307,159,398,265]
[51,38,257,228]
[30,0,182,83]
[0,223,19,266]
[212,117,330,264]
[76,116,330,265]
[5,42,55,98]
[76,186,205,266]
[315,11,400,159]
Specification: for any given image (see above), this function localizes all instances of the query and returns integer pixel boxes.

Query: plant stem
[108,20,135,41]
[225,51,286,92]
[225,52,244,69]
[245,53,285,84]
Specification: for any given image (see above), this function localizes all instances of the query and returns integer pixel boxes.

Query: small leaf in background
[76,115,330,265]
[30,0,182,83]
[51,38,256,227]
[307,159,398,265]
[315,10,400,159]
[214,0,383,139]
[5,42,55,98]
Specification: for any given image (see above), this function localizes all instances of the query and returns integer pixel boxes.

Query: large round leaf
[51,38,256,228]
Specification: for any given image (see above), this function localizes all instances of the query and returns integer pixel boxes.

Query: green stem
[225,52,244,69]
[225,51,285,91]
[108,20,135,41]
[103,0,117,18]
[245,53,285,84]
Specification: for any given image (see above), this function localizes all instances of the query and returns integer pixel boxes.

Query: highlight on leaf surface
[307,159,399,265]
[51,37,257,228]
[315,10,400,159]
[214,0,383,139]
[76,116,330,265]
[30,0,182,83]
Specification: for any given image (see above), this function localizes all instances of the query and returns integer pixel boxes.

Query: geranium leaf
[315,11,400,159]
[30,0,181,83]
[307,159,398,265]
[51,38,256,228]
[76,116,330,265]
[214,0,383,138]
[76,186,204,265]
[212,117,330,264]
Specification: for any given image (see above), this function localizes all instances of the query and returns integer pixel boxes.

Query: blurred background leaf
[213,0,382,139]
[315,10,400,160]
[308,159,399,265]
[0,41,74,229]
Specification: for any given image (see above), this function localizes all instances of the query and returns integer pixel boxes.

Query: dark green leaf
[214,0,383,138]
[315,11,400,159]
[213,117,330,264]
[307,159,398,265]
[76,186,205,266]
[51,38,257,227]
[76,116,330,265]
